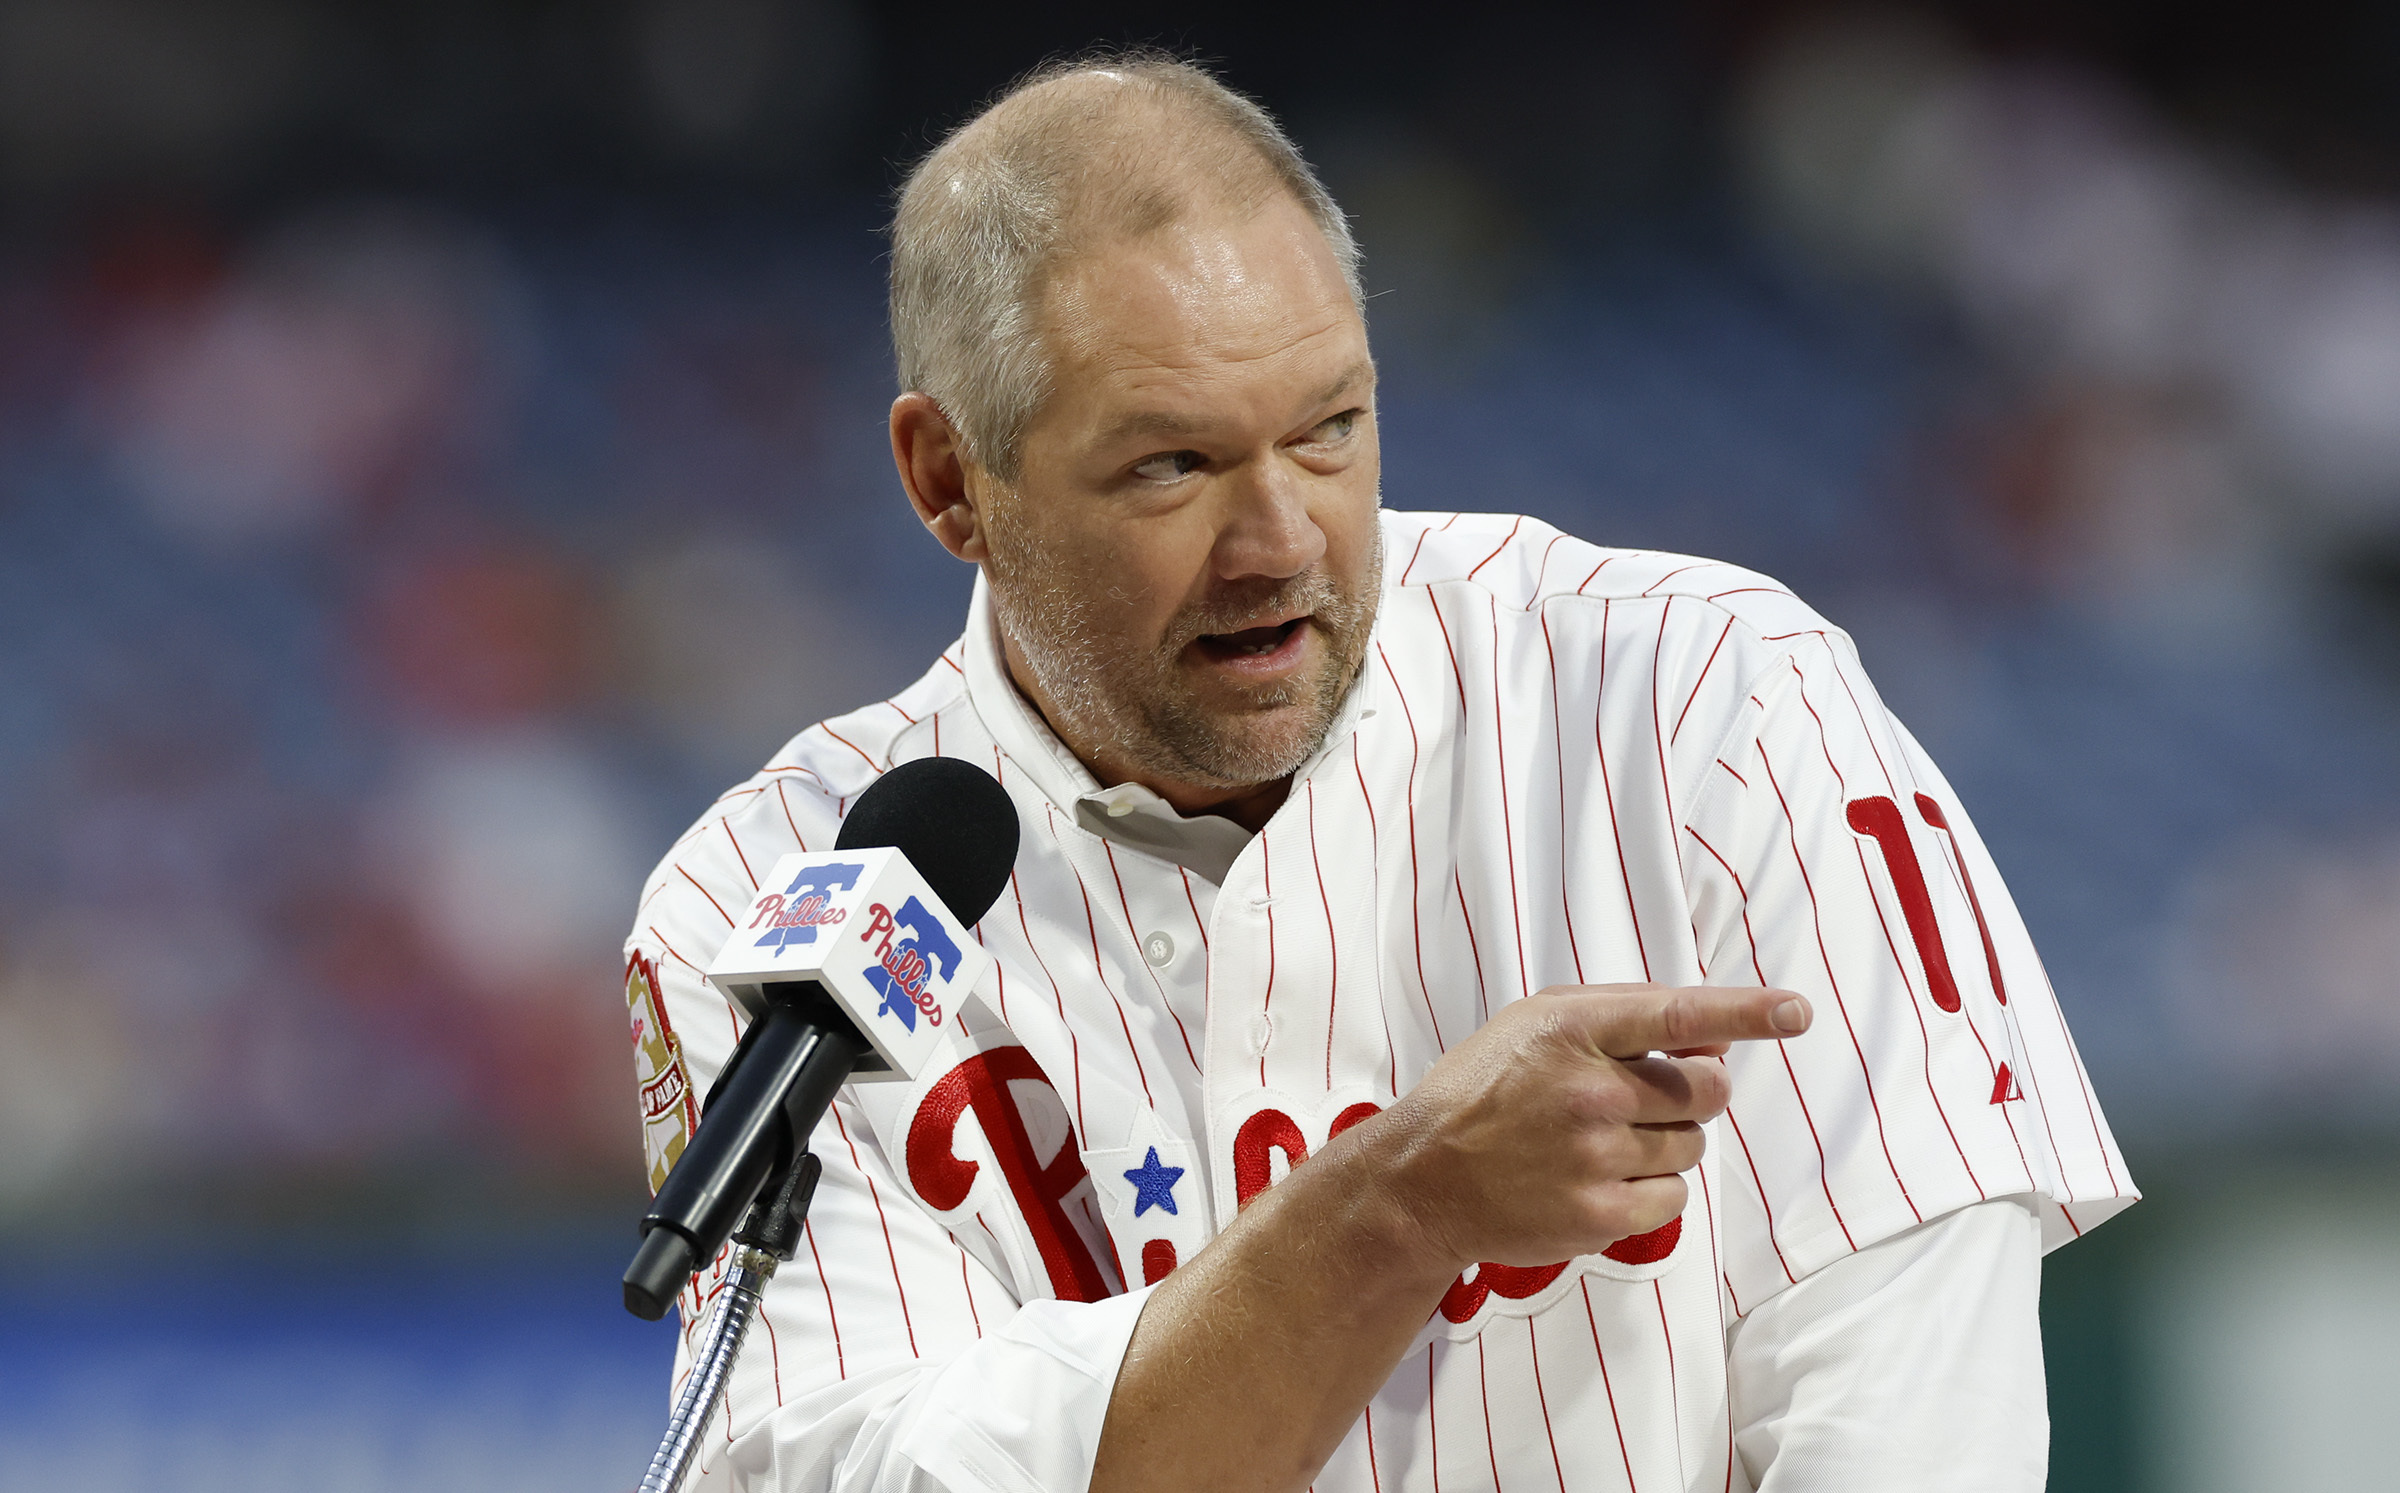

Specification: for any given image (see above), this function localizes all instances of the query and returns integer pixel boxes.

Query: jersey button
[1246,1013,1273,1056]
[1142,930,1175,967]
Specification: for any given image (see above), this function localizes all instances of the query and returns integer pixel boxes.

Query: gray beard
[985,521,1384,790]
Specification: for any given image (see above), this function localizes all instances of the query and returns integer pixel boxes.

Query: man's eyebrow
[1097,408,1213,446]
[1305,359,1377,412]
[1094,360,1378,449]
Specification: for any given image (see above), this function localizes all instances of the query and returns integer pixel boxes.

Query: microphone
[623,757,1019,1320]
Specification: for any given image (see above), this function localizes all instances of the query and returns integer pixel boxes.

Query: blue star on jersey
[1122,1147,1185,1217]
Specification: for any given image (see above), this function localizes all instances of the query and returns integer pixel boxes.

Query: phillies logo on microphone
[749,862,863,954]
[857,897,961,1032]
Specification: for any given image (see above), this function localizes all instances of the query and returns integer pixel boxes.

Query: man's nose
[1211,456,1325,581]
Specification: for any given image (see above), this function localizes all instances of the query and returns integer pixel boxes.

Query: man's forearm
[1090,1125,1456,1493]
[1089,984,1806,1493]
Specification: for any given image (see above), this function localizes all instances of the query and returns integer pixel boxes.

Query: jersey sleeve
[624,787,1149,1493]
[1676,626,2135,1314]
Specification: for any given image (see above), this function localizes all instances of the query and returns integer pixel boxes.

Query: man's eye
[1131,451,1203,482]
[1308,410,1358,443]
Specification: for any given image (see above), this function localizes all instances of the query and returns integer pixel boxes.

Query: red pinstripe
[1453,867,1490,1022]
[647,925,704,976]
[1260,834,1279,1086]
[1722,1101,1803,1279]
[760,762,835,793]
[772,780,811,851]
[1693,1158,1739,1493]
[1979,943,2083,1199]
[1305,781,1340,1090]
[1688,825,1853,1257]
[1756,742,1921,1224]
[1363,1405,1385,1493]
[1465,515,1524,580]
[1045,807,1154,1107]
[817,723,881,769]
[762,1305,785,1405]
[1575,556,1617,594]
[1703,586,1790,603]
[1399,523,1438,586]
[676,865,735,926]
[1525,1315,1568,1493]
[1640,562,1712,596]
[1670,616,1736,745]
[957,1246,983,1338]
[1592,599,1654,980]
[1652,1280,1686,1489]
[719,817,758,890]
[1485,594,1531,1003]
[829,1103,919,1357]
[1542,610,1586,981]
[999,861,1086,1139]
[802,1217,846,1380]
[1476,1336,1506,1493]
[2040,965,2124,1193]
[1427,1347,1443,1493]
[1375,643,1446,1052]
[1178,867,1210,953]
[1714,759,1746,788]
[1579,1280,1641,1493]
[1524,532,1566,607]
[1428,586,1468,713]
[886,700,917,725]
[1102,840,1201,1076]
[1351,735,1399,1095]
[1649,600,1685,884]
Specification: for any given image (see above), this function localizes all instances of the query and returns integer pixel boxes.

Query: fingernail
[1771,997,1810,1033]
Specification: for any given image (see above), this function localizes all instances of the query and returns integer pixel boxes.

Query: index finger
[1552,984,1813,1060]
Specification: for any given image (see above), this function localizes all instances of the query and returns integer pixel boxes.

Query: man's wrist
[1302,1114,1466,1304]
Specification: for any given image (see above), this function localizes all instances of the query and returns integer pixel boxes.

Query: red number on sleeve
[1845,794,1963,1013]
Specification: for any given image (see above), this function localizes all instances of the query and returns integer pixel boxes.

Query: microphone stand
[637,1152,824,1493]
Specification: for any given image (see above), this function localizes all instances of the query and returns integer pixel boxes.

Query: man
[624,54,2134,1492]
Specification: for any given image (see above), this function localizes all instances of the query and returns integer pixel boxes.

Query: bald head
[890,53,1361,480]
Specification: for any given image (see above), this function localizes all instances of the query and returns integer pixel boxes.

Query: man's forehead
[1041,201,1369,431]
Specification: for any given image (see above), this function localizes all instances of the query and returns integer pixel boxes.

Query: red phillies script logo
[906,1048,1110,1301]
[748,891,847,936]
[1232,1102,1681,1322]
[858,901,948,1030]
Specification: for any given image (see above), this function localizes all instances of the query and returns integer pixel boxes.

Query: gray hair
[888,51,1362,481]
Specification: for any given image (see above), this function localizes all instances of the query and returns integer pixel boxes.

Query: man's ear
[891,392,992,563]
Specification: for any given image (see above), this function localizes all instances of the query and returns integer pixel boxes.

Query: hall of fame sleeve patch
[626,948,699,1195]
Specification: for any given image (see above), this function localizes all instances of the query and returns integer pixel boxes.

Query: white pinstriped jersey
[624,510,2135,1492]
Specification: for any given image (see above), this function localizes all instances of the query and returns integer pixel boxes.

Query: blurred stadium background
[1,2,2396,1488]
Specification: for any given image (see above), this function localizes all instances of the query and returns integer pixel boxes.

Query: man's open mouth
[1194,618,1305,662]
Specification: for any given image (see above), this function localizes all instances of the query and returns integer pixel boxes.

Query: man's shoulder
[1381,509,1839,651]
[630,638,978,945]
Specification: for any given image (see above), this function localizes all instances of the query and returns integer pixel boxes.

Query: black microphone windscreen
[834,757,1020,927]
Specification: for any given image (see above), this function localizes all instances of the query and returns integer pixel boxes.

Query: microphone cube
[705,848,992,1083]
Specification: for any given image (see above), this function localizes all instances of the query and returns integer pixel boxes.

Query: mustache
[1166,570,1345,647]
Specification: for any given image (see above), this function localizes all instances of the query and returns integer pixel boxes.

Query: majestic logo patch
[626,948,699,1195]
